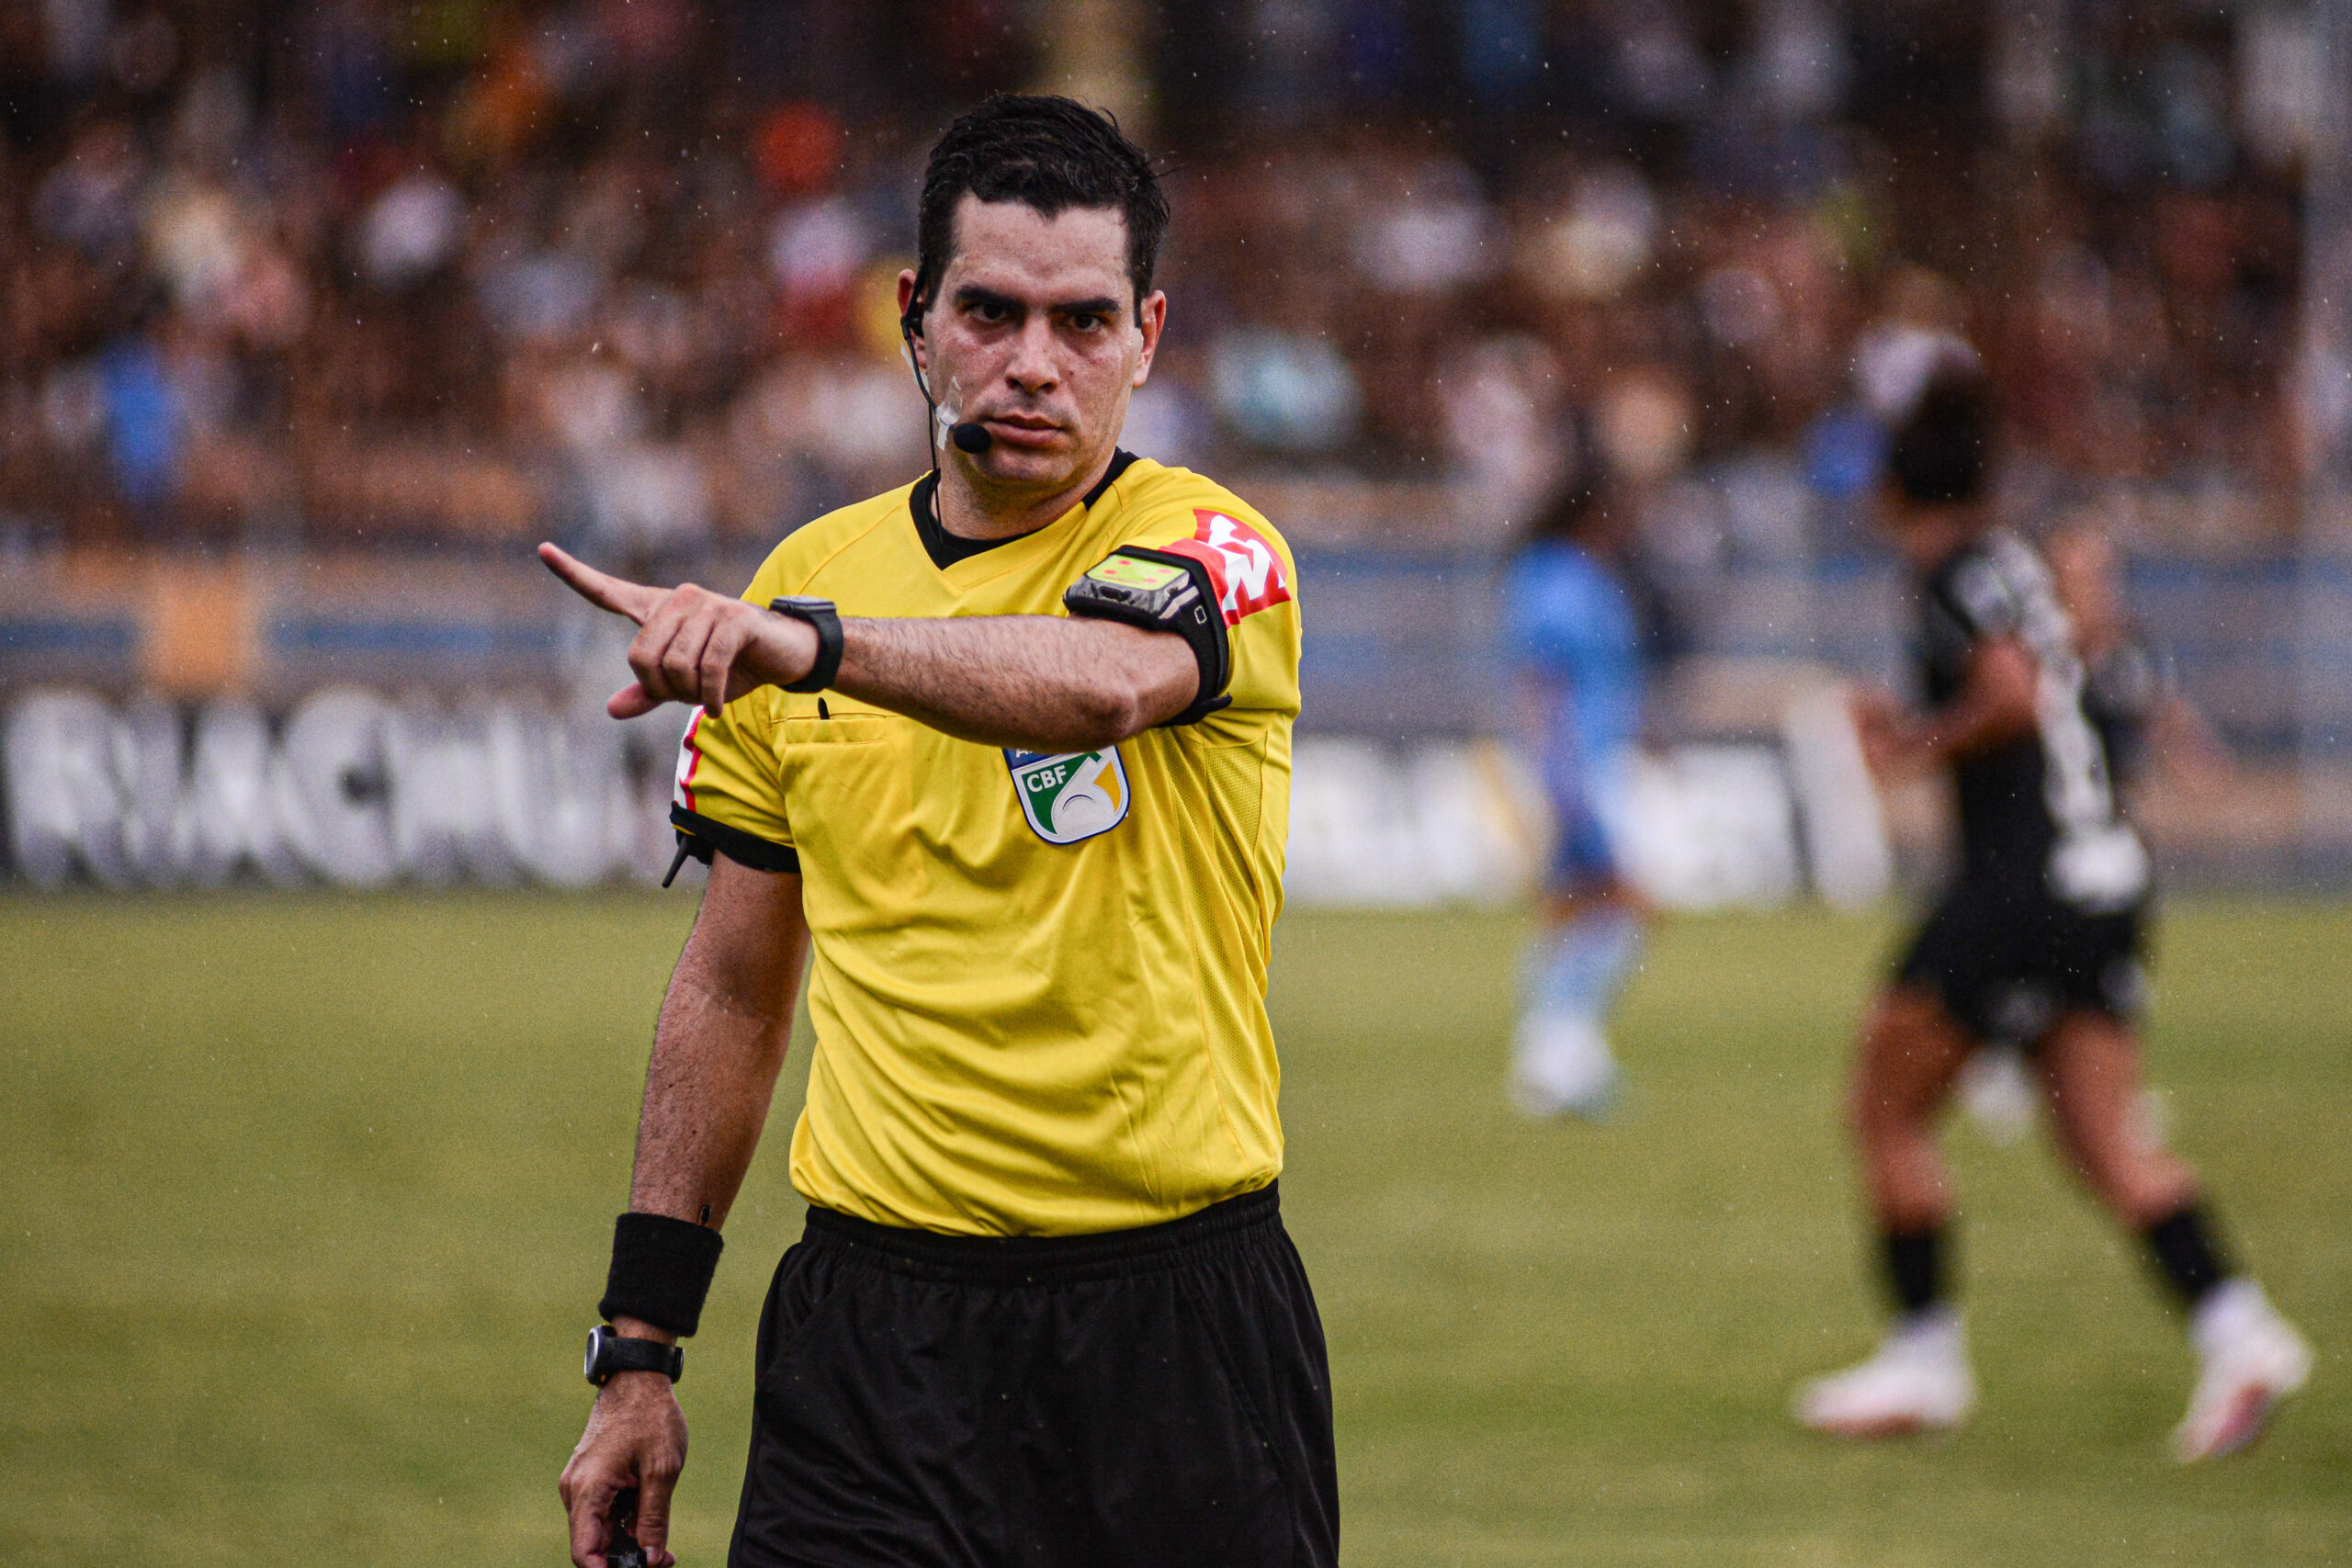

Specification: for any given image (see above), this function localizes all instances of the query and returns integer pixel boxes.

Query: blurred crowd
[0,0,2316,564]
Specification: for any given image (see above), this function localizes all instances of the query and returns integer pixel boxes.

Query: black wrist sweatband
[599,1212,724,1337]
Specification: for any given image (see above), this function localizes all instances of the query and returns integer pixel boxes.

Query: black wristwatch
[585,1324,684,1386]
[769,596,843,693]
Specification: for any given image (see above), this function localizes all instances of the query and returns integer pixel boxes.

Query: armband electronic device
[1063,547,1232,726]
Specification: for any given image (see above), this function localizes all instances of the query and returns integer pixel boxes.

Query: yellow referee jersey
[671,452,1302,1236]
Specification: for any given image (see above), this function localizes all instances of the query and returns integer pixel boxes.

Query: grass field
[3,893,2346,1565]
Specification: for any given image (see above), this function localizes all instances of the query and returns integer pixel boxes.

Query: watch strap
[770,597,843,693]
[587,1325,684,1386]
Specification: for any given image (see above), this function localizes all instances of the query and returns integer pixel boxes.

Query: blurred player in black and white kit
[1793,368,2312,1461]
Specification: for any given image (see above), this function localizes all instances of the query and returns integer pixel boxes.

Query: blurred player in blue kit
[1501,446,1657,1118]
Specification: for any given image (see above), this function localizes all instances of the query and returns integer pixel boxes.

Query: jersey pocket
[777,712,891,748]
[775,712,927,904]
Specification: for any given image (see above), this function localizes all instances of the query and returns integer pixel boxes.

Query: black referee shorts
[1894,878,2149,1048]
[728,1183,1339,1568]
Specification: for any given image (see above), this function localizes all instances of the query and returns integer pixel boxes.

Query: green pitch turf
[3,893,2346,1564]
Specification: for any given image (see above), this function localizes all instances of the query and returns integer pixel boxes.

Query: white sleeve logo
[1164,509,1293,626]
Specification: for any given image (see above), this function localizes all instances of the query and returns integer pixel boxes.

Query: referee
[546,98,1335,1567]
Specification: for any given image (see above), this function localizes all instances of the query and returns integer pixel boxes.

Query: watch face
[585,1325,608,1383]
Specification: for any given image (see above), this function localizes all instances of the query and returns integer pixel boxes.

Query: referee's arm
[538,543,1200,750]
[560,859,808,1568]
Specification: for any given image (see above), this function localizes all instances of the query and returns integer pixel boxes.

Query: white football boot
[1510,1012,1620,1119]
[1795,1308,1976,1438]
[2173,1280,2312,1462]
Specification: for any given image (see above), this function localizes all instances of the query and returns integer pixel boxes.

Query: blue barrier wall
[0,546,2345,761]
[1286,546,2352,759]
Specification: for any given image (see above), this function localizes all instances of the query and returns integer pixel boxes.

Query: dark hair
[908,95,1169,325]
[1888,373,1993,505]
[1524,410,1609,547]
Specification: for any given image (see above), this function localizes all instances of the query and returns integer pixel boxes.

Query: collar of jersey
[910,449,1140,581]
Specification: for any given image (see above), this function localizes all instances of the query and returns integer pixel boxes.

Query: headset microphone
[903,298,994,459]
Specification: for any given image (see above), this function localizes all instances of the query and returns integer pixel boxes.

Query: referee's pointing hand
[539,543,819,719]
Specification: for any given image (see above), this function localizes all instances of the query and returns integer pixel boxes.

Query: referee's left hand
[560,1371,687,1568]
[539,543,820,718]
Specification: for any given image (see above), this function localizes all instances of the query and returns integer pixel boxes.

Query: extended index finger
[539,542,663,625]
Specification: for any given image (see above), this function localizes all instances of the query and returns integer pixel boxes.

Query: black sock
[2144,1202,2233,1309]
[1881,1226,1948,1316]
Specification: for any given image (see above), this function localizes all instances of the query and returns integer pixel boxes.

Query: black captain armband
[1064,547,1232,726]
[600,1212,726,1338]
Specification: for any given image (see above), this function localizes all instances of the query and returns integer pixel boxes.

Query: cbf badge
[1003,748,1130,845]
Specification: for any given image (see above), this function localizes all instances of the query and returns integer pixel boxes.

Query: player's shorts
[1549,785,1618,888]
[1894,879,2149,1048]
[1545,750,1633,893]
[729,1183,1339,1568]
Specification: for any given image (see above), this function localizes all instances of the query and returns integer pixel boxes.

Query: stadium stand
[2,0,2347,888]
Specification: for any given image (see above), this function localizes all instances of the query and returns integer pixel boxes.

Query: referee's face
[900,195,1167,497]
